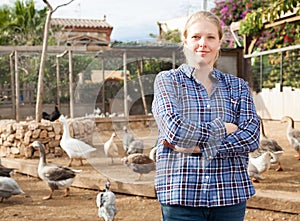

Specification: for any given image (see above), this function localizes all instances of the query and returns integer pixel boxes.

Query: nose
[197,37,206,47]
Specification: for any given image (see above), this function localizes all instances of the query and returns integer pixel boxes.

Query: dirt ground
[1,119,300,221]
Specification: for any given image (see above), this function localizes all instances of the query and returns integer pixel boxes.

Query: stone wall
[0,117,95,158]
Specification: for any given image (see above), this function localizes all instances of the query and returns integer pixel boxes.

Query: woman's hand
[225,123,238,135]
[162,140,201,153]
[174,145,201,153]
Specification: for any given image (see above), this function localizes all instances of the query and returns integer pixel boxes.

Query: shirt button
[208,156,214,160]
[205,176,209,179]
[207,104,210,108]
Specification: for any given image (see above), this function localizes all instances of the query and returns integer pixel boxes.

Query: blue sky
[1,0,215,41]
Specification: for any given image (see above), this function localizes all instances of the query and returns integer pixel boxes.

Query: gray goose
[121,153,155,180]
[32,141,81,200]
[122,126,135,154]
[281,116,300,160]
[0,176,24,202]
[259,117,284,171]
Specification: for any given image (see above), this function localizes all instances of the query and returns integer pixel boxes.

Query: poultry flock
[104,126,157,180]
[248,116,285,182]
[2,115,300,221]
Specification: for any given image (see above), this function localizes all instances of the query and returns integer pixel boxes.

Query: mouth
[195,51,209,56]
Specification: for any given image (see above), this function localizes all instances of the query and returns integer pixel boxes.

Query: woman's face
[184,20,221,68]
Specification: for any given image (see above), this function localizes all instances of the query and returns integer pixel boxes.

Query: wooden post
[56,57,61,109]
[123,51,128,117]
[136,60,148,116]
[101,55,105,113]
[68,50,74,118]
[9,51,16,118]
[56,50,68,110]
[14,51,20,122]
[243,34,253,89]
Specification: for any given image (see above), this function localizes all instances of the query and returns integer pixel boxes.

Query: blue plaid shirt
[152,64,260,207]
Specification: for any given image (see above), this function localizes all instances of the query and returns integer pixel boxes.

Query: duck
[248,149,275,183]
[121,153,155,180]
[122,126,135,153]
[103,132,119,164]
[32,140,82,200]
[259,117,284,171]
[0,158,15,177]
[58,115,96,166]
[0,176,24,202]
[281,116,300,160]
[96,179,118,221]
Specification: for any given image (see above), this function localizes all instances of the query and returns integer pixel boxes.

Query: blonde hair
[182,11,223,66]
[183,11,223,40]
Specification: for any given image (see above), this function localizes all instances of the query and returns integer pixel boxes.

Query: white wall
[253,84,300,121]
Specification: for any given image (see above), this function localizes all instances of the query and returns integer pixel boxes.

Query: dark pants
[161,201,246,221]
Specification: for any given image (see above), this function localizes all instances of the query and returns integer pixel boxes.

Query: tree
[0,0,47,87]
[35,0,74,122]
[0,0,46,46]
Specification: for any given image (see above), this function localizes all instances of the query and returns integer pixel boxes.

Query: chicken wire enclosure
[244,44,300,93]
[73,46,243,118]
[73,44,186,118]
[0,45,243,120]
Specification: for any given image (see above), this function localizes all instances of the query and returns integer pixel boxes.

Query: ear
[183,37,188,45]
[218,39,222,49]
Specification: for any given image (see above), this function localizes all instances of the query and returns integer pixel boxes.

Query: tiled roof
[51,18,113,29]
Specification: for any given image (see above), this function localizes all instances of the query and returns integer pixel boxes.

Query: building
[50,16,113,47]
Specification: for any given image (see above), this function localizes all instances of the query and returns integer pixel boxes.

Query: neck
[62,121,70,137]
[193,69,214,96]
[38,150,47,168]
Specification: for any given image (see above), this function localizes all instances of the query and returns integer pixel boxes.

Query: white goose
[248,149,275,182]
[59,115,96,166]
[281,116,300,160]
[259,117,284,171]
[104,132,119,164]
[0,176,24,202]
[96,179,118,221]
[32,141,81,200]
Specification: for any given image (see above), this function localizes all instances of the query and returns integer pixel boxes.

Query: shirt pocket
[221,96,240,124]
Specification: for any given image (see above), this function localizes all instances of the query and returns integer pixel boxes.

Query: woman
[152,11,260,221]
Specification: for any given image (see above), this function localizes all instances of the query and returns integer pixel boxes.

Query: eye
[192,35,201,40]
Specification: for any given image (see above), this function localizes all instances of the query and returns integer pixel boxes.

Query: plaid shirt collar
[179,64,219,88]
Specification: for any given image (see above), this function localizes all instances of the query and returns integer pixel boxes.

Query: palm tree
[0,0,46,46]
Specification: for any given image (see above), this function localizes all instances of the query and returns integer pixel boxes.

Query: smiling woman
[152,10,260,221]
